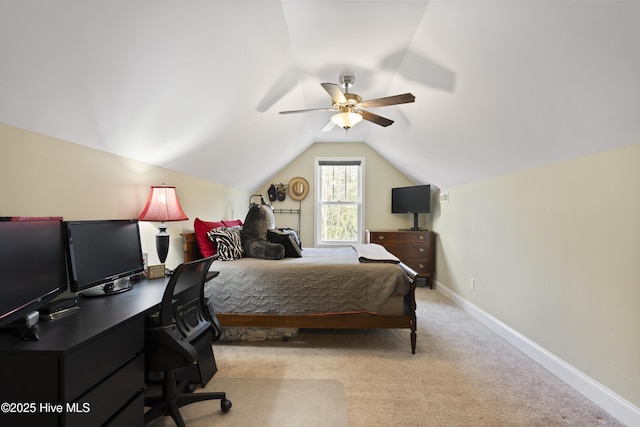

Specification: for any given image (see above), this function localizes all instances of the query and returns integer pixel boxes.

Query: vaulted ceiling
[2,1,639,191]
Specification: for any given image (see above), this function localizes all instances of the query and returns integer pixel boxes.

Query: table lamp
[138,185,188,264]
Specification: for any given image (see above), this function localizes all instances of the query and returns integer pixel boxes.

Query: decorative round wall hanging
[288,177,309,201]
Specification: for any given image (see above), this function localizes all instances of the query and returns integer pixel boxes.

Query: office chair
[144,256,232,427]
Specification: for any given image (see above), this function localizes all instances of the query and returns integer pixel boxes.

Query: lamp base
[156,223,170,264]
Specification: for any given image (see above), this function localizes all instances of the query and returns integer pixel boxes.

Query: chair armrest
[209,312,223,342]
[146,324,199,365]
[203,297,223,341]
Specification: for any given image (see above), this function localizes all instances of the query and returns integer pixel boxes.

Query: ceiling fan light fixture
[345,93,362,105]
[280,74,414,131]
[331,112,362,129]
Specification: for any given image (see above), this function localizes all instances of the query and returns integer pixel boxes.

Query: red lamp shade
[138,185,188,264]
[138,186,188,222]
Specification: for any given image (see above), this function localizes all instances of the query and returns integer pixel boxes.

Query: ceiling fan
[279,74,415,131]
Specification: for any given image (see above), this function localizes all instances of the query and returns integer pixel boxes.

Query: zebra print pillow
[207,226,243,261]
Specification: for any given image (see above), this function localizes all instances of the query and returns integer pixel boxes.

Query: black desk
[0,277,171,427]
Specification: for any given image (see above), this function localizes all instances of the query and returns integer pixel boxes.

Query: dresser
[367,229,436,288]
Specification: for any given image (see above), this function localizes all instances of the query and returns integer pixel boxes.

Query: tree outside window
[315,158,364,245]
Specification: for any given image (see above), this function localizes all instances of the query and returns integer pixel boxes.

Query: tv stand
[0,311,40,341]
[16,325,39,341]
[413,212,419,231]
[81,279,133,297]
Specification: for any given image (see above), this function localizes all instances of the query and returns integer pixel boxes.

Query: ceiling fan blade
[321,83,347,104]
[362,93,415,108]
[279,107,334,114]
[360,110,394,127]
[320,120,336,132]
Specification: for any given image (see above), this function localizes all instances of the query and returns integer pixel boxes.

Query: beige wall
[6,120,637,410]
[255,142,423,246]
[432,143,640,408]
[0,123,249,269]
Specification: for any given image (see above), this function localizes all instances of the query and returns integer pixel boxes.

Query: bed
[181,232,418,353]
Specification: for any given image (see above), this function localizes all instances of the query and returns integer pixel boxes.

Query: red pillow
[222,219,243,227]
[194,218,225,257]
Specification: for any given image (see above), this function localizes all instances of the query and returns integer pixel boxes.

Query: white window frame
[314,157,365,246]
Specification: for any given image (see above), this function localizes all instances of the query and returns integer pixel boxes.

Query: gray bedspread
[204,246,410,315]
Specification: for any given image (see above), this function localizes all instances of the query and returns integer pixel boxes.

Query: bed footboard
[398,262,418,353]
[219,312,416,354]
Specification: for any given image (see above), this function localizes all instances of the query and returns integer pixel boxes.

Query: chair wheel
[185,383,196,393]
[221,398,232,413]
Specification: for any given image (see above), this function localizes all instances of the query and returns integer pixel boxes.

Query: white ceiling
[2,1,639,191]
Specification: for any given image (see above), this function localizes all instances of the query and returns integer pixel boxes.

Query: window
[315,157,364,246]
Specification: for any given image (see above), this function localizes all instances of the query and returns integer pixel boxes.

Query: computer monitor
[0,217,67,338]
[64,219,144,297]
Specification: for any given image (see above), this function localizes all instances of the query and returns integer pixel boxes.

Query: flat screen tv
[391,184,431,230]
[0,217,67,338]
[64,219,144,297]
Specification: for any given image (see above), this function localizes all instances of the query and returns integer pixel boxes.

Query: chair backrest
[157,256,217,343]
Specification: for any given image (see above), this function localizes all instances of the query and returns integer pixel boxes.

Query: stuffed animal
[241,204,285,260]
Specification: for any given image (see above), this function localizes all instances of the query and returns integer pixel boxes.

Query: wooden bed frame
[182,233,418,353]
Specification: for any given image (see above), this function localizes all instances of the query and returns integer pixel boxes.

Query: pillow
[267,229,302,258]
[222,219,243,227]
[207,226,243,261]
[277,227,302,249]
[194,218,225,257]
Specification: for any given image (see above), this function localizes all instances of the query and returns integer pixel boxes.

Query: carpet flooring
[146,377,347,427]
[147,288,623,426]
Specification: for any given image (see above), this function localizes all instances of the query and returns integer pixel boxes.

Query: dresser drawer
[66,353,144,427]
[376,242,428,258]
[401,242,430,255]
[64,317,144,399]
[370,231,431,244]
[107,391,145,427]
[403,258,433,274]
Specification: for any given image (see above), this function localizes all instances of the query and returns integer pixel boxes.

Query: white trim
[314,157,365,246]
[435,281,640,427]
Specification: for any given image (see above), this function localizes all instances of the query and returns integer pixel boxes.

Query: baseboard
[435,281,640,427]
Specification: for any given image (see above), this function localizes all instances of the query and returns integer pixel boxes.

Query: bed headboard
[181,232,202,263]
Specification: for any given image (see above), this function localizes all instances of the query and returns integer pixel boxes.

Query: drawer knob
[377,235,384,240]
[419,236,424,240]
[419,248,424,252]
[419,264,424,268]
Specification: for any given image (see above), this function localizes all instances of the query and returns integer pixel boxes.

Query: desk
[0,277,171,427]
